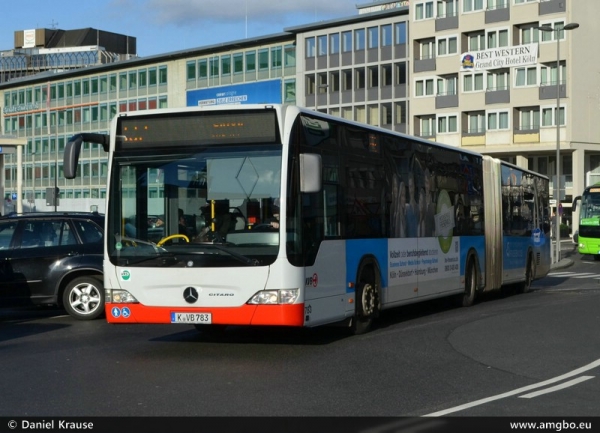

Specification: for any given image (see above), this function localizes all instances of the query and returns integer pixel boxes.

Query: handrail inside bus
[64,133,109,179]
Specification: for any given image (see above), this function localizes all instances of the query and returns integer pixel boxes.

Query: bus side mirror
[300,153,321,193]
[64,133,109,179]
[64,135,84,179]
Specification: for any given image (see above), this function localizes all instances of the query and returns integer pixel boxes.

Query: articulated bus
[572,184,600,259]
[64,104,551,334]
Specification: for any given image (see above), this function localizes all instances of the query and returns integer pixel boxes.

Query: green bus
[573,184,600,259]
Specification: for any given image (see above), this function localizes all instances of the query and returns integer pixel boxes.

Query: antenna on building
[50,19,59,29]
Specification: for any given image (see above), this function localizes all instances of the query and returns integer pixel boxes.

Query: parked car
[0,211,105,320]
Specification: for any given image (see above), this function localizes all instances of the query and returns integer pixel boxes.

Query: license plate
[171,312,212,324]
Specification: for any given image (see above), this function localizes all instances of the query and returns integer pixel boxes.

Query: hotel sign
[460,43,538,72]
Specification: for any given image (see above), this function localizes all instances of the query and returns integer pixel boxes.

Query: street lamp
[536,22,579,264]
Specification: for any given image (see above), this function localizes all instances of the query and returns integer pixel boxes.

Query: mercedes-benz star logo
[183,287,199,304]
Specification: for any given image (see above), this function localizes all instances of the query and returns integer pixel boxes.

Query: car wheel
[62,276,105,320]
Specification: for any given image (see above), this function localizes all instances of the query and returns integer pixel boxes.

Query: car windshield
[107,144,282,267]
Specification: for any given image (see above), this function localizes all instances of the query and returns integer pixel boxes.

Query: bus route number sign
[171,312,212,324]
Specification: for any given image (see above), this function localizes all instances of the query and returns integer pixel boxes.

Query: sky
[3,0,362,57]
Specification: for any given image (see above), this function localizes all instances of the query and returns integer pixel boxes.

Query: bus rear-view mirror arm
[572,195,581,212]
[300,153,322,193]
[64,133,109,179]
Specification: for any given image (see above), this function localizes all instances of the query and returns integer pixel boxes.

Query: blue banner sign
[186,79,282,107]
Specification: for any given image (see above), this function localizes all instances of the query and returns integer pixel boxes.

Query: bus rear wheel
[517,255,535,294]
[458,259,476,307]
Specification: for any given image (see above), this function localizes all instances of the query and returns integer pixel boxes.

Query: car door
[8,219,76,304]
[0,219,22,306]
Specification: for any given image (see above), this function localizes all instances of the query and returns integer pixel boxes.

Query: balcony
[485,3,509,23]
[435,14,458,32]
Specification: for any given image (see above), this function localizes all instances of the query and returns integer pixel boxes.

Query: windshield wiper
[190,243,260,266]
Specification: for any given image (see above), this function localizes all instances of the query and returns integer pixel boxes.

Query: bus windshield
[107,144,282,267]
[578,189,600,239]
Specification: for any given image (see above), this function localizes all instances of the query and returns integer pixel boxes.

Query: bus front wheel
[351,279,379,335]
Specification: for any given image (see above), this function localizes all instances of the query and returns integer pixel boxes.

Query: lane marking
[518,376,594,399]
[423,358,600,417]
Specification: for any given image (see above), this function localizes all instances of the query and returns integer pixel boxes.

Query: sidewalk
[551,258,573,270]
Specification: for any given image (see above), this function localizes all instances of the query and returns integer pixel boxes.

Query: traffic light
[46,187,60,207]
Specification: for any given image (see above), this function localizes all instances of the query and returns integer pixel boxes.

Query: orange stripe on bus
[105,303,305,326]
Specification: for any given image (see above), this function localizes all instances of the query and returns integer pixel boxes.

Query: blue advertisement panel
[186,79,282,107]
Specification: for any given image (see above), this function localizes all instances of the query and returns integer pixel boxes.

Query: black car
[0,211,104,320]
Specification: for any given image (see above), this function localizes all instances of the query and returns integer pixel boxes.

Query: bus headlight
[247,289,299,305]
[106,289,139,303]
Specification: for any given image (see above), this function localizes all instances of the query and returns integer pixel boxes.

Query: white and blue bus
[64,104,551,334]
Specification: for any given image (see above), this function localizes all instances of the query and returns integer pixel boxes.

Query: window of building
[368,66,379,87]
[518,107,540,130]
[437,35,458,56]
[437,75,457,95]
[395,101,407,124]
[198,59,208,78]
[542,105,565,127]
[463,73,484,92]
[317,35,327,56]
[368,27,378,49]
[395,22,407,45]
[437,0,458,17]
[284,44,296,67]
[306,75,316,95]
[138,70,147,87]
[148,68,158,86]
[271,47,282,69]
[519,25,540,44]
[487,69,509,91]
[487,110,509,130]
[463,0,484,12]
[419,39,435,59]
[381,25,392,47]
[284,79,296,103]
[540,62,566,86]
[330,71,340,92]
[258,49,269,70]
[415,1,434,20]
[381,64,392,86]
[420,116,435,136]
[99,76,108,93]
[487,29,509,48]
[306,37,316,58]
[129,71,137,89]
[158,66,168,85]
[437,114,458,133]
[221,55,231,76]
[246,51,256,72]
[342,31,352,52]
[342,69,353,91]
[469,32,486,51]
[468,112,485,133]
[119,73,127,91]
[186,61,196,80]
[515,66,537,87]
[209,57,219,77]
[415,78,435,96]
[356,68,366,89]
[233,53,243,74]
[330,33,340,54]
[355,29,365,51]
[109,74,117,92]
[540,21,566,42]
